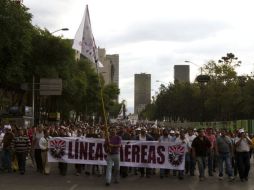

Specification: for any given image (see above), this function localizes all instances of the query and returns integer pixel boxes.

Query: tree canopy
[141,53,254,122]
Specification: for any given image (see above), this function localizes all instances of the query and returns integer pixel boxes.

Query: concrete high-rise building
[134,73,151,114]
[73,47,119,101]
[98,48,119,87]
[106,54,119,88]
[174,65,190,83]
[98,48,119,102]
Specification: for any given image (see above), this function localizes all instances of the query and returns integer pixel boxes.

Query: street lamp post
[184,60,203,74]
[184,60,210,122]
[50,28,69,34]
[31,28,68,125]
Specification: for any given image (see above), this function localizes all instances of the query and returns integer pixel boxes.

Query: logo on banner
[168,145,185,166]
[50,140,66,159]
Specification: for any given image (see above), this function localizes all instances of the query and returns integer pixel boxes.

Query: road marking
[69,184,78,190]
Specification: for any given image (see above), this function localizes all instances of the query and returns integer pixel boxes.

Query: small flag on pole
[72,5,103,68]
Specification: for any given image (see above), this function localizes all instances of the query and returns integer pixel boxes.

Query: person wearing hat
[185,128,196,176]
[191,128,211,181]
[158,129,170,178]
[235,129,252,182]
[2,125,14,172]
[135,127,154,178]
[169,130,176,143]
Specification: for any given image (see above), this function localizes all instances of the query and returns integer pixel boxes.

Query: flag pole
[73,4,110,143]
[93,52,111,153]
[85,5,110,142]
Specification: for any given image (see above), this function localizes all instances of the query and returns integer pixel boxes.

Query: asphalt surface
[1,160,254,190]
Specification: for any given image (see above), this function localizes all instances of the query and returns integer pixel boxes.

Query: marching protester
[119,127,131,178]
[74,129,83,176]
[169,130,177,176]
[185,128,196,176]
[136,127,154,178]
[235,129,252,182]
[191,128,211,181]
[104,127,122,186]
[11,128,31,175]
[58,126,68,176]
[215,128,234,181]
[175,130,190,180]
[158,129,170,179]
[85,127,99,176]
[39,128,51,175]
[206,128,216,176]
[2,125,14,173]
[33,125,44,173]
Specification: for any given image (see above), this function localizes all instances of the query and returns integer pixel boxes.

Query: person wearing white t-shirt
[136,128,153,178]
[175,131,190,180]
[158,129,170,178]
[185,129,196,176]
[39,129,51,175]
[235,129,252,182]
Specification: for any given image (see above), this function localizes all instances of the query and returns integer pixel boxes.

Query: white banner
[48,137,186,170]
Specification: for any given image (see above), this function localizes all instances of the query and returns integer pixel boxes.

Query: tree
[0,0,34,109]
[0,0,33,84]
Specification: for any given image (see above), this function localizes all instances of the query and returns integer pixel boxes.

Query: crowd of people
[0,121,253,186]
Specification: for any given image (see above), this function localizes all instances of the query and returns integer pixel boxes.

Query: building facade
[174,65,190,83]
[134,73,151,114]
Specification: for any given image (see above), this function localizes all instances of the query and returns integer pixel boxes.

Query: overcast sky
[24,0,254,113]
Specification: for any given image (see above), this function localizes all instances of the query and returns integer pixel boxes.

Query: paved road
[1,161,254,190]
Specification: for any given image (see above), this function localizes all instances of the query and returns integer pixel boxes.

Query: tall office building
[174,65,190,83]
[98,48,119,86]
[97,48,119,102]
[134,73,151,114]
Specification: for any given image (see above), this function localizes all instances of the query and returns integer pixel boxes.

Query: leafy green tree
[0,0,33,84]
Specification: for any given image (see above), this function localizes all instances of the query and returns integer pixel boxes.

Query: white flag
[72,5,103,68]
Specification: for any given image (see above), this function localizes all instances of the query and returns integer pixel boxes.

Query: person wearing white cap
[235,129,252,182]
[135,127,154,178]
[169,130,176,143]
[158,129,170,178]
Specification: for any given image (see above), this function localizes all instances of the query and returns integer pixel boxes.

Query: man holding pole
[104,127,122,186]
